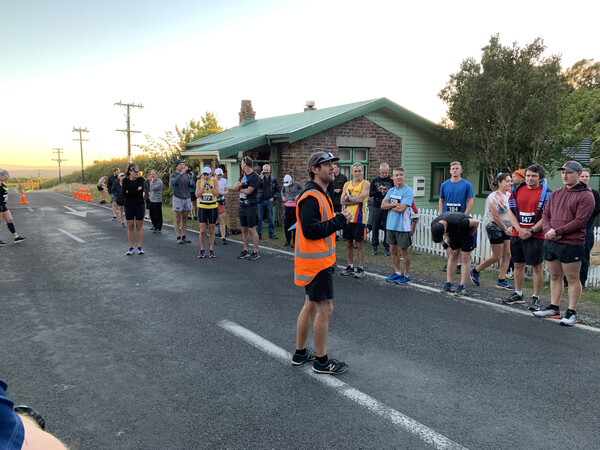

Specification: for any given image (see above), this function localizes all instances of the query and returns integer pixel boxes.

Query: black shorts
[343,223,365,242]
[198,208,218,225]
[486,222,510,245]
[0,203,7,213]
[125,204,145,221]
[238,204,258,228]
[305,266,335,302]
[190,191,197,202]
[510,236,544,265]
[544,240,585,264]
[97,185,104,192]
[116,201,124,207]
[448,232,476,252]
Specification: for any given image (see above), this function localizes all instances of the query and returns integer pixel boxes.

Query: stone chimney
[239,100,256,125]
[304,101,316,111]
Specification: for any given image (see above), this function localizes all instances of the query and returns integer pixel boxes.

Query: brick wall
[224,116,403,231]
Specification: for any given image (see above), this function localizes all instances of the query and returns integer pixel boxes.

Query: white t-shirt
[484,190,511,227]
[217,177,228,193]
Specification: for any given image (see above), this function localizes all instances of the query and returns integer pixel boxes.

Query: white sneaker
[560,310,577,326]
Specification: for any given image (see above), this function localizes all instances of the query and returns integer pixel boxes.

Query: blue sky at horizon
[1,0,598,167]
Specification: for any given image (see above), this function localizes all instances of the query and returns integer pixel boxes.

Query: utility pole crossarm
[72,127,89,182]
[51,148,66,183]
[114,101,144,164]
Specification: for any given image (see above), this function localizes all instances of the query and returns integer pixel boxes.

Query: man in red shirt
[505,164,552,310]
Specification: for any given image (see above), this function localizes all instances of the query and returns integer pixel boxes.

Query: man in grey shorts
[170,159,195,244]
[381,167,414,285]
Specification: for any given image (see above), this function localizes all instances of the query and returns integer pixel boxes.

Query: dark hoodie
[542,182,595,246]
[297,181,347,240]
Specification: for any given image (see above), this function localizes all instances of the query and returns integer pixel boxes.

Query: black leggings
[284,205,296,244]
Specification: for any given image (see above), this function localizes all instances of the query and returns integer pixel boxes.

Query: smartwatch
[14,405,45,430]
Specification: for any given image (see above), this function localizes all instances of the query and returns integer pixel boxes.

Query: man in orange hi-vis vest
[292,152,353,375]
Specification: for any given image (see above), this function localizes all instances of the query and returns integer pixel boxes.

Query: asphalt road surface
[2,192,600,449]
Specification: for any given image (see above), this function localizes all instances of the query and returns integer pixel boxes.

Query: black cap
[431,222,445,243]
[307,152,339,170]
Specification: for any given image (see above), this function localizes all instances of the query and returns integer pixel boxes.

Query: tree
[438,34,570,184]
[175,112,223,149]
[565,59,600,90]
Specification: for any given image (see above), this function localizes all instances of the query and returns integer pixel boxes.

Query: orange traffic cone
[19,188,28,204]
[86,186,93,202]
[73,186,78,198]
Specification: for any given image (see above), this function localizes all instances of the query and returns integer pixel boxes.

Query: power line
[72,127,89,182]
[51,148,66,183]
[115,101,143,163]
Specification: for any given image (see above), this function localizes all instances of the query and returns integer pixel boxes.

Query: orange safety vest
[294,189,337,286]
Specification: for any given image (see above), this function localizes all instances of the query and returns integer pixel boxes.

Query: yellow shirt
[198,178,218,209]
[345,179,367,224]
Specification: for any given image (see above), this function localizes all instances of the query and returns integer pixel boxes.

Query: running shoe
[144,215,149,219]
[269,235,278,240]
[249,251,261,261]
[386,273,402,282]
[137,247,144,255]
[126,248,135,255]
[209,250,215,259]
[454,284,466,296]
[560,310,578,326]
[441,282,454,293]
[284,242,291,247]
[237,250,250,259]
[372,245,378,256]
[470,268,480,286]
[182,237,192,244]
[0,240,8,246]
[495,280,515,290]
[312,358,348,375]
[177,239,184,244]
[528,296,541,311]
[442,264,447,272]
[505,269,514,280]
[395,275,411,285]
[456,264,461,274]
[384,247,391,257]
[121,223,125,228]
[198,250,205,259]
[291,349,315,366]
[341,265,355,276]
[503,292,524,305]
[112,216,117,221]
[533,305,561,319]
[149,227,155,232]
[13,236,26,243]
[354,267,365,278]
[99,200,106,204]
[222,238,227,245]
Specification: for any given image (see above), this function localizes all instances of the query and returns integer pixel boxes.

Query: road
[1,192,600,449]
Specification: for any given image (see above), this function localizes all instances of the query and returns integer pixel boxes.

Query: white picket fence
[365,207,600,288]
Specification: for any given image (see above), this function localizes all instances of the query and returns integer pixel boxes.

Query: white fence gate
[365,207,600,288]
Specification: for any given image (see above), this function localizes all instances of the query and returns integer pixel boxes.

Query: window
[430,162,450,201]
[338,147,369,179]
[478,171,492,198]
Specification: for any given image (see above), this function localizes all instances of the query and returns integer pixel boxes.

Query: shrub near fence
[365,207,600,288]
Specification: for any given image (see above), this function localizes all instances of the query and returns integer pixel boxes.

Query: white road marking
[57,228,85,243]
[28,207,34,212]
[64,206,87,217]
[218,319,468,450]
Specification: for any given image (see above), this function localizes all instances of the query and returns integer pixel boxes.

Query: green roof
[183,97,438,160]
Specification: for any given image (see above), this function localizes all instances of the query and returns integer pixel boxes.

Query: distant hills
[1,164,83,179]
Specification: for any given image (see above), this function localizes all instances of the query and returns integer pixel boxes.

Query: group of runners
[430,161,599,328]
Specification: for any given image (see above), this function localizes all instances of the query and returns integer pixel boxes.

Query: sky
[1,0,598,171]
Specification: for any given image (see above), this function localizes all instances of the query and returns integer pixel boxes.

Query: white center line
[57,228,85,243]
[218,319,468,450]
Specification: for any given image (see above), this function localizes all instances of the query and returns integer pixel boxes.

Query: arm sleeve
[298,197,346,240]
[555,192,595,235]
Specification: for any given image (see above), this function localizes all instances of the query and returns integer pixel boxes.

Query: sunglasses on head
[315,152,334,164]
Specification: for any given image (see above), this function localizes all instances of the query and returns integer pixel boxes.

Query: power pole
[72,127,89,182]
[115,101,143,163]
[51,148,66,183]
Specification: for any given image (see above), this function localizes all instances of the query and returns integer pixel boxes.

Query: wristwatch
[14,406,45,429]
[529,228,534,234]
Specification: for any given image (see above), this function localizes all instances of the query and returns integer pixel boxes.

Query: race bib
[390,194,401,204]
[240,192,247,200]
[202,194,213,202]
[446,203,461,212]
[519,212,535,226]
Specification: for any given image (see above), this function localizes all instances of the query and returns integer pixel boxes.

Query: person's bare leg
[296,296,317,350]
[563,261,582,310]
[127,220,134,248]
[346,240,354,266]
[209,223,216,251]
[313,300,333,357]
[532,264,544,297]
[400,247,410,276]
[514,262,526,292]
[547,259,564,306]
[356,241,364,267]
[390,245,401,273]
[136,220,143,247]
[460,251,471,285]
[250,227,259,252]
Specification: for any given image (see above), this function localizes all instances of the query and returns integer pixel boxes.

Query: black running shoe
[503,292,524,305]
[312,358,348,375]
[237,250,250,259]
[291,349,315,366]
[249,251,261,261]
[13,236,26,243]
[222,238,227,245]
[0,240,8,246]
